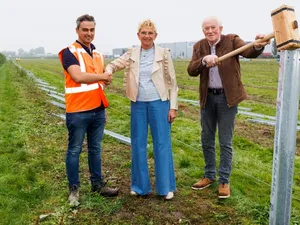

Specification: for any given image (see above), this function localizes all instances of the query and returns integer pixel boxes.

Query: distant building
[112,48,128,58]
[102,52,113,59]
[157,42,196,59]
[112,41,271,59]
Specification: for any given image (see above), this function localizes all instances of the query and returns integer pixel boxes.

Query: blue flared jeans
[130,100,176,196]
[201,93,237,184]
[65,108,106,187]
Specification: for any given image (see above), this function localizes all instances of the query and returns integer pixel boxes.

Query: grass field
[0,58,299,224]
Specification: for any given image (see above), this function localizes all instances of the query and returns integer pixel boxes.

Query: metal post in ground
[269,49,300,224]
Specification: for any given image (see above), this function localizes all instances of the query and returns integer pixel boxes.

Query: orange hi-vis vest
[58,42,109,113]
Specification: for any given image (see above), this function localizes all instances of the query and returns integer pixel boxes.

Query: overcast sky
[1,0,299,54]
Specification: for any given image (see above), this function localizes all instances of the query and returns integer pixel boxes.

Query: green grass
[1,58,299,224]
[0,63,65,224]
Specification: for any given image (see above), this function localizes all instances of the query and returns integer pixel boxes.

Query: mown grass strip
[0,62,68,224]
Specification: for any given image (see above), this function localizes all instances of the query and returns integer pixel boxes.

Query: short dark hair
[76,14,96,29]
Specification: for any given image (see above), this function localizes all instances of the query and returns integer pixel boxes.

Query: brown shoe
[192,177,215,190]
[99,186,119,197]
[218,183,230,199]
[92,182,119,197]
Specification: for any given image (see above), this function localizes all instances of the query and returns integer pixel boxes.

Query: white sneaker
[130,190,138,196]
[164,192,174,200]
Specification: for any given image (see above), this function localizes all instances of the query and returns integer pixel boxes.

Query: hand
[168,109,177,123]
[102,72,112,85]
[104,80,111,86]
[203,55,219,67]
[254,34,270,49]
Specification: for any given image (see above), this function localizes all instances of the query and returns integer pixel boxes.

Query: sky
[1,0,299,54]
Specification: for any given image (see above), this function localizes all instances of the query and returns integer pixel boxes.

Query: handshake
[102,71,113,86]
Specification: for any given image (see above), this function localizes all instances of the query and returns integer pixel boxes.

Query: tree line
[1,47,47,58]
[0,53,6,66]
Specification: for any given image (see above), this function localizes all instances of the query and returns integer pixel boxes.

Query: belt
[207,88,225,95]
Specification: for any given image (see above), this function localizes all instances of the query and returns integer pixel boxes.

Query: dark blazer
[187,34,263,108]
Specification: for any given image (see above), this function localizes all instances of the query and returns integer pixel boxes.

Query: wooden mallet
[218,4,300,62]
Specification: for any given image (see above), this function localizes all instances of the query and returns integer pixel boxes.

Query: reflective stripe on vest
[65,83,99,94]
[66,45,104,94]
[68,47,104,72]
[94,49,104,65]
[69,45,87,72]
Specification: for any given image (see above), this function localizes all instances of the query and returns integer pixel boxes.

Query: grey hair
[76,14,96,29]
[202,16,222,29]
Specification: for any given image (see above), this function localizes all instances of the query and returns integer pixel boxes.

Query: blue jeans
[130,100,176,196]
[66,108,106,187]
[201,93,237,184]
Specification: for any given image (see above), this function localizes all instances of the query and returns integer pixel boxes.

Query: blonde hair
[138,19,157,33]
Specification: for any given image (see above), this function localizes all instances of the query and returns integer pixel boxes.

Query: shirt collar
[208,38,221,47]
[76,40,96,56]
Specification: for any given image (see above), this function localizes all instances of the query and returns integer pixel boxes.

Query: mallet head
[271,5,300,51]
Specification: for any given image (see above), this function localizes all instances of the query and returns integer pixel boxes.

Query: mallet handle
[218,32,274,62]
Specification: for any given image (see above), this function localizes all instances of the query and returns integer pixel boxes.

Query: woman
[106,20,178,200]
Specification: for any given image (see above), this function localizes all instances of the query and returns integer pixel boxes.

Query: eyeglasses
[140,31,155,36]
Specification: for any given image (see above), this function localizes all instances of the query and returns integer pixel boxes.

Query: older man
[187,16,268,198]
